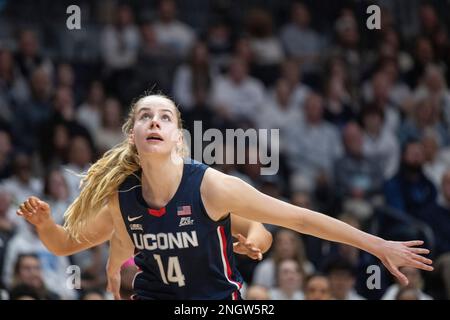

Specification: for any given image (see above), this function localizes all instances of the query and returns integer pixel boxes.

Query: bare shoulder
[200,168,244,220]
[201,167,242,198]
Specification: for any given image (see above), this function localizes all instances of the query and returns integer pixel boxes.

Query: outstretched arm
[231,214,273,260]
[17,196,114,256]
[202,169,433,285]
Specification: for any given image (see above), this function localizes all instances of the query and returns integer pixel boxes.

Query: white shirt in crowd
[101,24,140,70]
[363,129,400,179]
[423,147,450,188]
[250,37,284,65]
[2,224,76,299]
[211,75,265,121]
[153,20,195,58]
[0,177,42,207]
[76,103,101,135]
[252,258,315,288]
[269,288,304,300]
[381,284,433,300]
[61,164,91,202]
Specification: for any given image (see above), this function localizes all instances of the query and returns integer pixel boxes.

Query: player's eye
[140,113,151,120]
[161,114,171,121]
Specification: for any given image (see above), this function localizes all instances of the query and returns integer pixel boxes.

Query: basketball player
[17,94,433,300]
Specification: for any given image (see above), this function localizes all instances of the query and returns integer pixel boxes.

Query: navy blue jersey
[117,159,243,300]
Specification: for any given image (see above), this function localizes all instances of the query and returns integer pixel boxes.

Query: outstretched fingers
[385,260,409,286]
[407,257,434,272]
[409,247,430,255]
[403,240,424,247]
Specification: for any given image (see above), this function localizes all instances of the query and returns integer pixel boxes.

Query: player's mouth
[146,133,164,142]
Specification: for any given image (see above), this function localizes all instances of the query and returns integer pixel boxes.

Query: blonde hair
[63,93,184,241]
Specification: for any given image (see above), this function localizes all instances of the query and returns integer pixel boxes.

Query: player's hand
[106,265,121,300]
[233,233,263,261]
[377,240,433,286]
[16,196,53,229]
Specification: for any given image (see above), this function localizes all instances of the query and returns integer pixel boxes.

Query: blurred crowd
[0,0,450,300]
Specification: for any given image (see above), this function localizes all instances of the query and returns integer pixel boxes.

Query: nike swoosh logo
[127,215,143,222]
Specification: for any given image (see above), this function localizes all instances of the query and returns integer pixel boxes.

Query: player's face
[131,97,181,157]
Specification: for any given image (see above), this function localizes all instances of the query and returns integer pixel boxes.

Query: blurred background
[0,0,450,300]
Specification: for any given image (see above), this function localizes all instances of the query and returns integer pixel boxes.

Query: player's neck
[139,156,184,208]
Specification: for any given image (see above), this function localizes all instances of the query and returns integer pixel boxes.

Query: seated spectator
[418,65,450,130]
[1,152,42,208]
[324,258,365,300]
[13,67,53,152]
[256,78,303,152]
[246,8,284,86]
[364,71,400,134]
[80,289,105,300]
[76,80,105,135]
[421,130,450,187]
[279,2,324,74]
[0,48,30,113]
[398,95,448,147]
[205,21,233,73]
[172,41,213,112]
[135,21,178,95]
[361,105,400,179]
[8,283,41,300]
[0,188,17,287]
[153,0,196,59]
[55,63,78,101]
[269,259,304,300]
[382,266,433,300]
[62,135,95,201]
[362,58,411,113]
[244,285,270,300]
[384,140,437,218]
[38,122,71,170]
[253,229,314,288]
[285,93,343,190]
[10,253,60,300]
[304,274,332,300]
[277,59,310,110]
[3,222,75,299]
[211,56,265,126]
[0,129,13,180]
[395,287,421,300]
[331,12,362,90]
[334,122,383,202]
[323,76,355,129]
[41,168,71,225]
[14,29,53,79]
[417,169,450,257]
[100,3,140,72]
[94,98,125,155]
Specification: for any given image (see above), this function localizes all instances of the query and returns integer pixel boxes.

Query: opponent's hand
[377,240,433,286]
[16,196,53,229]
[233,233,263,261]
[106,265,122,300]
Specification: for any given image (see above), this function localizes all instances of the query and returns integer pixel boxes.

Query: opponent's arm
[231,214,272,260]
